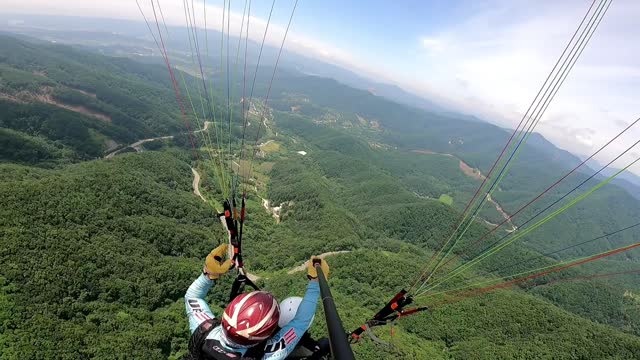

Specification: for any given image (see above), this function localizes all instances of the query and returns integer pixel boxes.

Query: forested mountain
[0,14,447,114]
[265,73,640,261]
[0,34,188,163]
[2,34,640,359]
[586,159,640,200]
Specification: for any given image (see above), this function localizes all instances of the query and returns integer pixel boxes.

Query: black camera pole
[314,260,355,360]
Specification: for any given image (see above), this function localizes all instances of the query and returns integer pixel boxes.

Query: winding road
[412,149,517,232]
[104,121,211,159]
[191,168,206,202]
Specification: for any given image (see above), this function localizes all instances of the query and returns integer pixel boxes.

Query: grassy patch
[260,161,275,173]
[232,159,252,178]
[232,159,270,194]
[439,194,453,206]
[260,141,280,153]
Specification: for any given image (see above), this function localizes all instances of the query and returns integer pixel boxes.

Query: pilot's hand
[307,256,329,280]
[203,244,234,280]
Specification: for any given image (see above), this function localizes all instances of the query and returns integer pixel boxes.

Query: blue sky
[281,0,460,53]
[255,0,483,82]
[291,0,460,76]
[5,0,640,174]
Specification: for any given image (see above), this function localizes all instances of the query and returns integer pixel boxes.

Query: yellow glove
[203,244,234,280]
[307,256,330,280]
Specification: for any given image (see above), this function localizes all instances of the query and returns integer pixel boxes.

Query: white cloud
[421,36,445,53]
[575,133,594,147]
[410,0,640,173]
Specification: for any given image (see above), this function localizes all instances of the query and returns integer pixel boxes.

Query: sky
[4,0,640,174]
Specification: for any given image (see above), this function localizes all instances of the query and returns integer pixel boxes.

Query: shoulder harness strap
[186,319,221,360]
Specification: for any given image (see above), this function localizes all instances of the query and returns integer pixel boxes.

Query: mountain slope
[266,72,640,260]
[0,34,197,163]
[0,15,450,114]
[586,159,640,200]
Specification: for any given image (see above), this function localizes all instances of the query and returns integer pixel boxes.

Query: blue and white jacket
[185,274,320,359]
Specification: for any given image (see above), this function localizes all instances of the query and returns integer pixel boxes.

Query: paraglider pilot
[185,244,330,359]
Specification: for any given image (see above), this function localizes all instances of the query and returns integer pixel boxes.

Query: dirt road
[191,168,206,202]
[412,149,516,231]
[105,121,211,159]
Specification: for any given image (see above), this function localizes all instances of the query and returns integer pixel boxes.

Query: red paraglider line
[541,268,640,287]
[430,241,640,308]
[409,0,600,293]
[136,0,199,158]
[151,1,199,155]
[437,116,640,273]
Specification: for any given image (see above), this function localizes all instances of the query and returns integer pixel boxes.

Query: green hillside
[3,150,640,359]
[268,74,640,263]
[0,35,197,163]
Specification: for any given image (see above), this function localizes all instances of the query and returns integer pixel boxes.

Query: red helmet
[222,291,280,347]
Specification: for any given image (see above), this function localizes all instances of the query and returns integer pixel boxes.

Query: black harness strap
[238,194,246,256]
[221,200,238,245]
[350,289,428,342]
[185,319,221,360]
[225,195,259,302]
[186,318,269,360]
[229,271,259,302]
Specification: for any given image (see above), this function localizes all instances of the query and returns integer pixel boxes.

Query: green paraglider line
[431,116,640,281]
[408,0,604,295]
[454,220,640,288]
[421,242,640,307]
[416,155,640,297]
[199,0,231,198]
[228,0,249,196]
[420,251,609,300]
[427,135,640,293]
[246,0,299,190]
[177,0,229,199]
[418,0,611,292]
[186,0,231,198]
[237,0,276,194]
